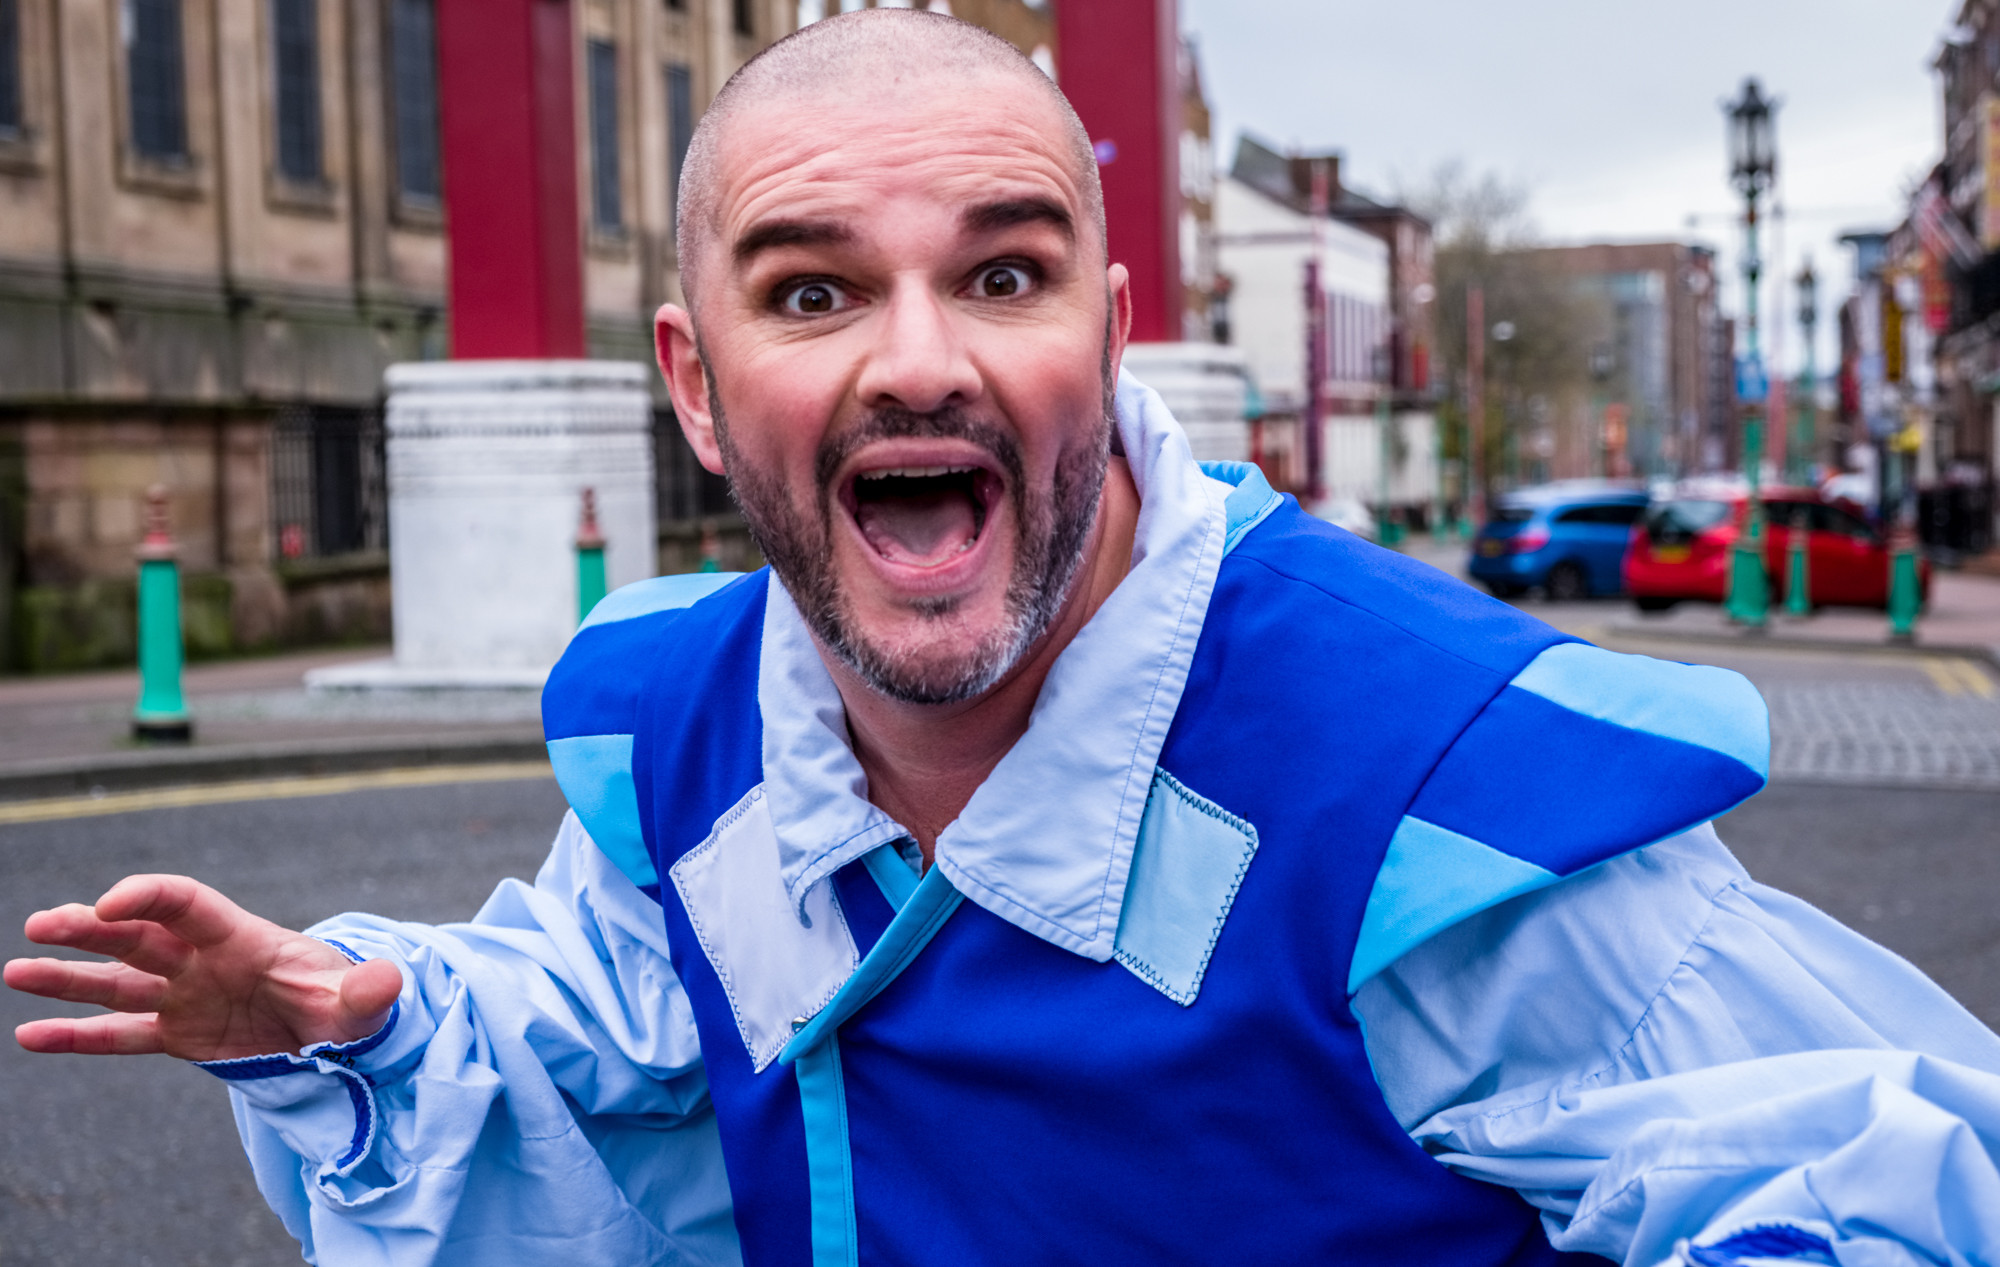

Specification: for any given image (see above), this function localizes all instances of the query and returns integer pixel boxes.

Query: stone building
[0,0,791,671]
[1526,242,1728,482]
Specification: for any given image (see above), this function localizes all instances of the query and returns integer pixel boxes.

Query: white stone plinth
[1122,343,1251,463]
[307,360,657,693]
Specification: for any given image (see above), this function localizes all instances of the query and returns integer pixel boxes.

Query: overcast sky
[1181,0,1959,374]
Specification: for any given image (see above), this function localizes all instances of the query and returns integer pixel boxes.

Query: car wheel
[1545,561,1590,603]
[1634,596,1678,613]
[1484,581,1526,599]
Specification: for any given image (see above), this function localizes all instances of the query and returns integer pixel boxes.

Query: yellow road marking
[0,761,554,826]
[1922,658,1965,696]
[1953,658,1996,699]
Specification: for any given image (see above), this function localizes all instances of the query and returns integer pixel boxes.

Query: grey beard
[709,383,1112,706]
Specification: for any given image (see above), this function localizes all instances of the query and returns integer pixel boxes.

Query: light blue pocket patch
[1114,769,1259,1006]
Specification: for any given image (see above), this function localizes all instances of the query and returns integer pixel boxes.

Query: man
[12,12,2000,1265]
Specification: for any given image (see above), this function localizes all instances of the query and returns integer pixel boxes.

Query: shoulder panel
[542,571,756,892]
[1348,641,1769,992]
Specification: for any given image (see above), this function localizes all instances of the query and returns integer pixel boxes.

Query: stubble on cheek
[703,358,1113,706]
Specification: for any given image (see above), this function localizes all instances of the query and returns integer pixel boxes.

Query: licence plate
[1478,541,1504,557]
[1653,546,1690,563]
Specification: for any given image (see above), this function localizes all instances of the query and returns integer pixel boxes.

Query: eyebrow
[732,219,855,265]
[961,197,1074,240]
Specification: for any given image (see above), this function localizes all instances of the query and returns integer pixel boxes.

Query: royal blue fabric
[626,501,1661,1264]
[1411,685,1767,875]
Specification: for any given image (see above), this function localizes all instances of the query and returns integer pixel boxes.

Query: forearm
[1359,824,2000,1265]
[209,813,727,1265]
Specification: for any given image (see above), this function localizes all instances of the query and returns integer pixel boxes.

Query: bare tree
[1398,164,1601,492]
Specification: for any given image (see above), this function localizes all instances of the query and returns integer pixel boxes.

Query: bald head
[674,9,1105,311]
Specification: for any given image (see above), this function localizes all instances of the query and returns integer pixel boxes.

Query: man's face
[659,77,1129,705]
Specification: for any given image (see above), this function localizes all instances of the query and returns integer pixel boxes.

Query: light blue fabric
[545,733,650,890]
[1348,815,1558,994]
[1353,822,2000,1265]
[580,571,744,631]
[861,844,920,913]
[1509,641,1772,778]
[1112,769,1259,1005]
[794,1038,858,1267]
[215,812,739,1266]
[210,373,2000,1266]
[1200,460,1283,553]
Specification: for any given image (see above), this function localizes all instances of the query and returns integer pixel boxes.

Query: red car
[1623,487,1929,611]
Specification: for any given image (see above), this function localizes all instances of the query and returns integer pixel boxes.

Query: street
[3,621,1999,1264]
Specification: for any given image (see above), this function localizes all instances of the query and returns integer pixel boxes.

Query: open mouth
[845,465,1004,569]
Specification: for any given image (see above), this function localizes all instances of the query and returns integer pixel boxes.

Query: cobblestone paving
[1766,681,2000,789]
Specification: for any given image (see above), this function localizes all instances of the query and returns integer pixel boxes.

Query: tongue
[854,488,980,566]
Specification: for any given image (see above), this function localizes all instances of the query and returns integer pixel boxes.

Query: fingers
[334,958,403,1041]
[3,957,170,1012]
[22,904,192,978]
[95,875,255,950]
[15,1012,166,1056]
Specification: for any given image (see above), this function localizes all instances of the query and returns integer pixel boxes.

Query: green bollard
[1724,415,1770,628]
[133,485,193,743]
[1784,507,1811,618]
[576,488,608,624]
[1887,526,1922,642]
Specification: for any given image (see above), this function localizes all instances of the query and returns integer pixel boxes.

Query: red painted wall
[1055,0,1183,345]
[436,0,586,358]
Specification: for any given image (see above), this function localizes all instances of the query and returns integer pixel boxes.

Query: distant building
[1922,4,1999,550]
[1218,135,1437,519]
[1526,243,1727,481]
[0,0,789,672]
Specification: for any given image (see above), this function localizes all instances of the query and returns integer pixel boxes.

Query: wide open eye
[973,265,1033,299]
[781,282,850,316]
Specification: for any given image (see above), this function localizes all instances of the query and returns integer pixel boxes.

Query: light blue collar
[758,370,1237,962]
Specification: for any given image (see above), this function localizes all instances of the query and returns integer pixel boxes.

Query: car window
[1810,503,1879,542]
[1490,507,1534,525]
[1556,503,1645,525]
[1644,498,1730,543]
[1766,499,1814,526]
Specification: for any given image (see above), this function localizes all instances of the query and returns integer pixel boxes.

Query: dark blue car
[1468,482,1649,601]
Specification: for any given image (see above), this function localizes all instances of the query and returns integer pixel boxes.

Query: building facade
[0,0,788,670]
[1527,242,1727,483]
[1219,135,1438,519]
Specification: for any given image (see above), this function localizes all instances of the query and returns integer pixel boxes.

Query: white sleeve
[201,811,740,1267]
[1353,823,2000,1267]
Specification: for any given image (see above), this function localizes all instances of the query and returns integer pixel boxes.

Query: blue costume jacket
[207,374,2000,1267]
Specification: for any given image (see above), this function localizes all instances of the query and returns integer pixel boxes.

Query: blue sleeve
[1353,823,2000,1266]
[202,813,741,1267]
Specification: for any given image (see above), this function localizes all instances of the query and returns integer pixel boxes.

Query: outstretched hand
[6,875,400,1062]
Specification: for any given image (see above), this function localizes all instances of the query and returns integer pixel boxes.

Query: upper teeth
[860,465,976,480]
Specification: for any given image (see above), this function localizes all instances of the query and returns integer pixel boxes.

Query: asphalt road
[4,762,1999,1264]
[0,776,570,1267]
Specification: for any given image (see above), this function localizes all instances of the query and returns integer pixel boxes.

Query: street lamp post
[1590,343,1615,480]
[1785,261,1818,617]
[1724,78,1777,629]
[1374,345,1402,544]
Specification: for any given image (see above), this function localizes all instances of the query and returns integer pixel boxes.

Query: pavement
[0,647,546,802]
[1,540,1997,802]
[1392,533,2000,792]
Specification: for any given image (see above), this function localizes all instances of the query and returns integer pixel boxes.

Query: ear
[1105,262,1133,380]
[655,304,726,475]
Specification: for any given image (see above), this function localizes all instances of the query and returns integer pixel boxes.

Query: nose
[853,276,983,415]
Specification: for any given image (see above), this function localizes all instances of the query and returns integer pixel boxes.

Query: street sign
[1735,357,1769,404]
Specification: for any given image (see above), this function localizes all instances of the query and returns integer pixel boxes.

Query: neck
[830,457,1140,865]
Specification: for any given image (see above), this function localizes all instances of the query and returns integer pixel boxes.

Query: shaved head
[674,9,1105,311]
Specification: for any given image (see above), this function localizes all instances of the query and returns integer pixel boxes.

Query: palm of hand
[5,874,401,1062]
